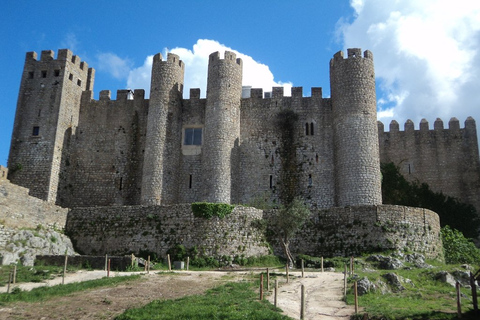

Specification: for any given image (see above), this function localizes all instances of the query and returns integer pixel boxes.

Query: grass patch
[115,281,291,320]
[346,259,479,319]
[0,264,66,286]
[0,274,141,304]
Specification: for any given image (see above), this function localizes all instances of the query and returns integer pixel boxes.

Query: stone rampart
[267,204,443,260]
[0,179,68,229]
[65,205,269,260]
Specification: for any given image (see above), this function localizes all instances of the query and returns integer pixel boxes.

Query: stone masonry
[4,46,480,260]
[7,48,479,214]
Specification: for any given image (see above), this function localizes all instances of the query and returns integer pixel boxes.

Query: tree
[381,162,480,238]
[271,197,311,267]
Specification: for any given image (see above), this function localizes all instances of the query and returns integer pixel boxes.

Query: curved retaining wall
[65,204,269,259]
[270,204,443,260]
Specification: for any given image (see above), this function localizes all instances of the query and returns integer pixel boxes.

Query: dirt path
[0,270,356,319]
[267,271,357,319]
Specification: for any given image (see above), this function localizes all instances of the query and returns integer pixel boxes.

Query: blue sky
[1,0,480,167]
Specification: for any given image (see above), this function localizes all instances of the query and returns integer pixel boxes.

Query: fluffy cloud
[340,0,480,130]
[127,39,292,98]
[96,52,133,80]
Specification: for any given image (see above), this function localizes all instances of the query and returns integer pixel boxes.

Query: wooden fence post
[131,254,134,267]
[300,284,305,319]
[274,279,278,307]
[187,256,190,271]
[321,257,324,272]
[167,254,172,271]
[7,272,12,293]
[267,268,270,291]
[62,255,68,285]
[456,281,462,318]
[260,274,264,300]
[301,259,304,278]
[471,271,478,315]
[344,264,347,301]
[105,254,108,271]
[286,263,289,283]
[147,255,150,274]
[107,259,111,278]
[354,281,358,314]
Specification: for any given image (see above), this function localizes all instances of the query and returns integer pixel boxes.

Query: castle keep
[8,48,480,212]
[4,47,479,260]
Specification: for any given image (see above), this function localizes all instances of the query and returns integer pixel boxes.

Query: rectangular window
[69,73,73,81]
[32,126,40,136]
[77,79,82,86]
[54,70,60,77]
[28,71,34,79]
[41,70,47,78]
[184,128,202,145]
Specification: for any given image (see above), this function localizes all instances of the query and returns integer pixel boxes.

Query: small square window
[28,71,34,79]
[41,71,47,78]
[54,70,60,77]
[184,128,202,145]
[69,74,73,81]
[32,126,40,136]
[77,79,82,86]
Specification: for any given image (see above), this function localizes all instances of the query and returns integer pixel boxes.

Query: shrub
[441,225,480,264]
[191,202,235,219]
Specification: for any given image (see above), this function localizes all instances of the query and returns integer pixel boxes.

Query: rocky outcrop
[0,225,75,266]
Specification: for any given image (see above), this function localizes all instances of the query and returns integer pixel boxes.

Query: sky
[1,0,480,167]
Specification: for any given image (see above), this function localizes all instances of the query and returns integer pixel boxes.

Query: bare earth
[0,269,356,320]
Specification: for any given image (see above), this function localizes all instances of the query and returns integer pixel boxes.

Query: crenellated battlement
[378,117,476,133]
[240,86,324,99]
[331,48,373,62]
[209,51,242,66]
[153,52,185,69]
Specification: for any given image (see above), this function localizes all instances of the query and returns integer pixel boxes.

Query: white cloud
[96,53,133,80]
[60,33,79,52]
[127,39,292,98]
[339,0,480,130]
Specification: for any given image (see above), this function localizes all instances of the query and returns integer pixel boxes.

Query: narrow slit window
[269,175,273,189]
[305,123,309,135]
[32,126,40,136]
[119,177,123,191]
[308,174,312,186]
[310,123,314,135]
[316,154,319,163]
[189,175,193,189]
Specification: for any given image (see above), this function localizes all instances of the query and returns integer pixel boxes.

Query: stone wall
[65,205,269,260]
[379,117,480,213]
[267,204,443,260]
[0,179,68,229]
[36,255,131,271]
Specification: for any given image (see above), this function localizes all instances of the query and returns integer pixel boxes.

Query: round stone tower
[330,48,382,206]
[202,51,243,203]
[141,53,184,205]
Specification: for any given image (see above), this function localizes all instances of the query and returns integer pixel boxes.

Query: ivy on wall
[191,202,235,219]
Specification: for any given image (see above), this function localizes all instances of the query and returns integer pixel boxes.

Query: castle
[3,47,479,260]
[7,48,480,213]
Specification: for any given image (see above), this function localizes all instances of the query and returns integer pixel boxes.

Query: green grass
[115,281,292,320]
[346,260,479,320]
[0,264,67,286]
[0,274,141,304]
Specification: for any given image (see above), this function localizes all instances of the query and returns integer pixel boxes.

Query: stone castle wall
[0,179,68,230]
[65,205,269,259]
[6,48,480,216]
[379,117,480,212]
[269,205,443,260]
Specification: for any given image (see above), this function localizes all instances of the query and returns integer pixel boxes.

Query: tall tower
[8,49,94,203]
[202,51,243,203]
[141,53,184,205]
[330,48,382,206]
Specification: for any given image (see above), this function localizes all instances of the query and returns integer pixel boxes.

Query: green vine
[191,202,235,219]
